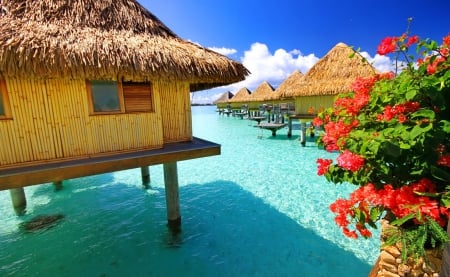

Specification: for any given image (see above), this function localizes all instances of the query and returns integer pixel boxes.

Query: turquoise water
[0,105,379,276]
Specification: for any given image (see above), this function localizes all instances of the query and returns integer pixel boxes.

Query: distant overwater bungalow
[228,87,252,110]
[215,42,376,143]
[213,91,234,110]
[283,42,376,115]
[245,81,276,111]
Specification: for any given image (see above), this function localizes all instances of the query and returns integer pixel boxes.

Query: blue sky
[141,0,450,103]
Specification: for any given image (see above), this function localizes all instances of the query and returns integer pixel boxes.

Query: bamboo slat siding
[0,77,164,167]
[157,80,192,143]
[294,95,335,114]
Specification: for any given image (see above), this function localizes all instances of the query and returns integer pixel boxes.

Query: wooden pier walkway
[258,122,287,136]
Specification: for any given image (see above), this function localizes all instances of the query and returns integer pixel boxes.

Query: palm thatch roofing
[247,81,275,102]
[0,0,249,91]
[228,87,251,103]
[274,70,304,98]
[213,91,234,104]
[287,42,376,97]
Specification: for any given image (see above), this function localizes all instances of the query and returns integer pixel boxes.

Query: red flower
[356,223,372,238]
[443,33,450,47]
[312,117,323,127]
[377,37,398,55]
[406,35,419,47]
[438,154,450,167]
[337,150,365,172]
[317,158,333,175]
[426,56,446,75]
[343,227,358,239]
[322,119,357,151]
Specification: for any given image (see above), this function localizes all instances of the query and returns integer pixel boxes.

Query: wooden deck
[0,137,220,190]
[258,123,287,136]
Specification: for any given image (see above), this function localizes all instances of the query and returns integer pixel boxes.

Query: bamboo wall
[294,95,335,114]
[0,77,165,167]
[216,102,229,109]
[156,80,192,143]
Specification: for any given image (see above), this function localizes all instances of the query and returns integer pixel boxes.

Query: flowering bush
[314,28,450,261]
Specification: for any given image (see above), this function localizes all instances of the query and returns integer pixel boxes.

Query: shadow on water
[0,176,372,277]
[175,180,372,277]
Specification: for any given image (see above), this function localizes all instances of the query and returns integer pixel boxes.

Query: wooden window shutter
[122,82,153,112]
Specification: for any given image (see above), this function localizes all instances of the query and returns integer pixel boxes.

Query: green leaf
[381,141,401,157]
[405,88,418,100]
[431,165,450,182]
[441,191,450,208]
[391,213,415,226]
[411,109,435,120]
[441,120,450,133]
[410,123,433,140]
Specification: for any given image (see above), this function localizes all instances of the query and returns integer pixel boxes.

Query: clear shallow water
[0,105,380,276]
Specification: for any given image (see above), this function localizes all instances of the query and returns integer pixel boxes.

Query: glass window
[90,81,121,112]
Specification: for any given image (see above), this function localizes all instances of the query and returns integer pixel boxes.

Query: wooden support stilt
[300,122,307,146]
[9,188,26,215]
[163,162,181,231]
[141,166,150,187]
[53,181,63,191]
[287,117,292,137]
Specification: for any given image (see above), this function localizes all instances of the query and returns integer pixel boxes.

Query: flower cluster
[376,101,420,123]
[314,29,450,260]
[331,179,450,239]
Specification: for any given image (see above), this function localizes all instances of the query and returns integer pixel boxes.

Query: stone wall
[369,220,445,277]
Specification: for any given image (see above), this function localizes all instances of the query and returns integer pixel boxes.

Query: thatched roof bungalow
[272,70,304,112]
[228,87,252,109]
[0,0,248,219]
[287,42,376,115]
[276,70,305,99]
[246,81,275,110]
[213,91,234,109]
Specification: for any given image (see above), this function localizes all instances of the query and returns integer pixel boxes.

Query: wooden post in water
[53,181,63,191]
[163,162,181,230]
[141,166,150,187]
[9,188,26,215]
[300,122,307,146]
[287,117,292,137]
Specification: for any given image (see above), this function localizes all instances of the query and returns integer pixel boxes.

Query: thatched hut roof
[248,81,275,102]
[213,91,234,104]
[274,70,304,98]
[289,43,376,97]
[228,87,251,103]
[0,0,249,91]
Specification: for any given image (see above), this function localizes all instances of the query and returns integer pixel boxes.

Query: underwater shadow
[169,180,373,277]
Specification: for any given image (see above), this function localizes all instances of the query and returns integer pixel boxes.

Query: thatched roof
[0,0,249,91]
[247,81,275,102]
[213,91,234,104]
[228,87,251,103]
[274,70,304,98]
[289,43,376,97]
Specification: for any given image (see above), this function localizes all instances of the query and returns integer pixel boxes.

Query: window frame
[86,80,125,115]
[0,79,12,120]
[87,80,154,115]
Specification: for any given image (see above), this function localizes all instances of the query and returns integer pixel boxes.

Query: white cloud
[192,42,320,104]
[360,51,395,73]
[208,47,238,56]
[230,42,319,91]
